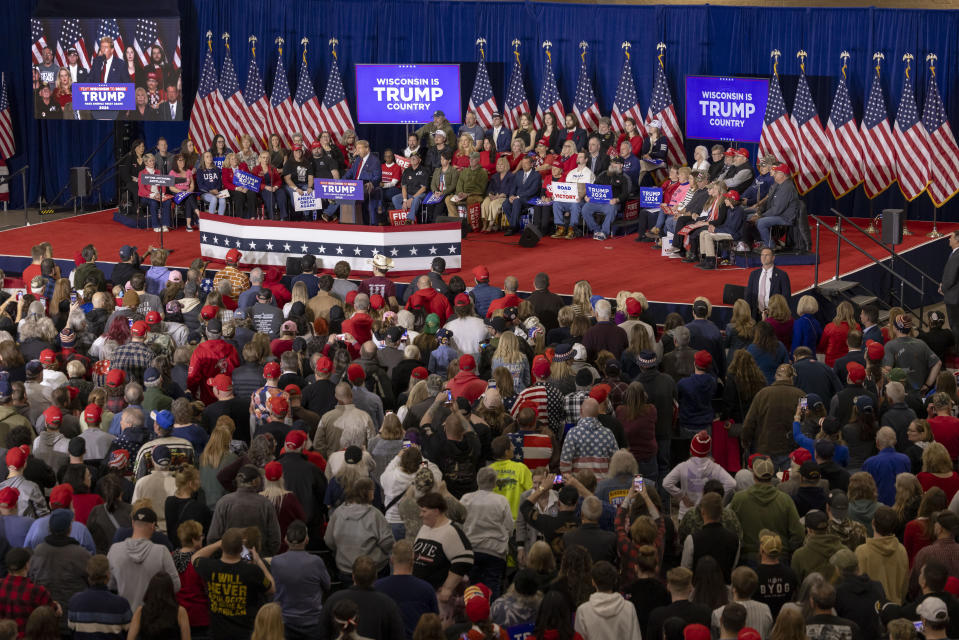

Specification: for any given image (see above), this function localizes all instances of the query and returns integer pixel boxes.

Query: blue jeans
[201,193,225,215]
[146,198,171,227]
[390,522,406,541]
[469,552,506,601]
[392,192,426,222]
[260,188,289,220]
[506,198,527,230]
[664,215,678,234]
[757,215,789,248]
[552,201,581,226]
[657,438,671,511]
[582,202,618,235]
[653,209,667,231]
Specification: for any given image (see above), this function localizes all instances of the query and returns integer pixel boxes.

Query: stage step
[817,279,858,296]
[850,294,879,307]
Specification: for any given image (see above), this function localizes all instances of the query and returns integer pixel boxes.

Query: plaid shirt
[615,504,666,585]
[603,378,629,408]
[563,390,590,426]
[110,341,155,384]
[0,574,54,636]
[212,266,250,300]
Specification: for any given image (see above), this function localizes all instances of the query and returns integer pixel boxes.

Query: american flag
[504,44,530,131]
[319,41,355,140]
[217,38,253,150]
[96,19,124,59]
[921,62,959,207]
[198,213,462,274]
[645,46,686,166]
[56,19,90,70]
[790,63,830,194]
[0,73,15,160]
[893,60,930,201]
[468,43,497,129]
[534,45,564,130]
[188,37,220,152]
[759,58,799,173]
[610,47,644,134]
[295,44,323,142]
[824,60,862,198]
[133,19,159,68]
[243,42,270,151]
[572,44,600,132]
[859,65,896,198]
[270,42,303,148]
[31,18,48,65]
[173,34,181,69]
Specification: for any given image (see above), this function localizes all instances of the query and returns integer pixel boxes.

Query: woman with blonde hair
[283,281,310,317]
[918,441,959,501]
[725,298,756,360]
[261,461,306,550]
[491,332,530,393]
[765,294,794,349]
[571,281,593,318]
[511,113,537,153]
[482,156,513,232]
[236,134,258,166]
[620,324,655,380]
[398,380,429,423]
[891,472,924,536]
[525,540,557,586]
[222,151,256,219]
[904,418,934,473]
[548,357,575,395]
[452,133,475,169]
[818,300,860,367]
[251,602,286,640]
[138,152,172,232]
[769,606,806,640]
[791,295,822,355]
[883,306,907,342]
[692,145,710,173]
[198,424,238,509]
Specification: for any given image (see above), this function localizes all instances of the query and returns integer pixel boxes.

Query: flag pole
[865,52,884,235]
[901,53,915,236]
[925,53,943,238]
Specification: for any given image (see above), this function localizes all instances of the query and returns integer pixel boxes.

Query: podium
[339,202,357,224]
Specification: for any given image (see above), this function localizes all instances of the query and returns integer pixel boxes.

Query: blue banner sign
[585,184,613,203]
[685,76,770,142]
[640,187,663,207]
[72,83,136,110]
[315,179,364,201]
[233,169,262,192]
[173,191,193,204]
[354,64,462,124]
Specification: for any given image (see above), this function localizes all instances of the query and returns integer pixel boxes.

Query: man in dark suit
[860,305,884,345]
[504,154,541,236]
[745,247,792,318]
[88,37,128,121]
[158,85,181,121]
[585,135,610,176]
[343,140,383,225]
[940,231,959,345]
[832,330,866,380]
[488,112,511,153]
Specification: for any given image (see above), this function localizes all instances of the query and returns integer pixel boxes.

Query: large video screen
[354,64,461,125]
[685,76,769,143]
[30,17,181,121]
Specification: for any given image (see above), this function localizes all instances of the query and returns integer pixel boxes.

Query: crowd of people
[113,108,801,254]
[0,233,958,640]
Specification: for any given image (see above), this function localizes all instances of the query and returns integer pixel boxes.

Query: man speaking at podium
[343,140,382,225]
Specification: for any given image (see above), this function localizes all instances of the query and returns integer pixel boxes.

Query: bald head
[354,293,370,311]
[504,276,519,293]
[581,398,600,418]
[416,275,431,289]
[361,341,377,359]
[335,382,353,404]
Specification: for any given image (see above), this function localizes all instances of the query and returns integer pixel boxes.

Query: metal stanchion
[927,205,943,238]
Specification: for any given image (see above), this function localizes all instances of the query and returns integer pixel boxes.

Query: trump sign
[315,179,364,201]
[72,83,135,110]
[354,64,461,124]
[685,76,769,142]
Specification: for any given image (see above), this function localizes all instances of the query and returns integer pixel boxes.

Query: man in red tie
[343,140,383,225]
[89,37,126,121]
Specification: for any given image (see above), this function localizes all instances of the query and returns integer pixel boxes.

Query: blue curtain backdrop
[3,0,959,222]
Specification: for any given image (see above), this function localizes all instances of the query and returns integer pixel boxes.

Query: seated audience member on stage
[425,130,452,174]
[197,151,226,215]
[428,151,457,222]
[222,153,255,219]
[138,153,172,233]
[562,112,588,152]
[723,148,755,193]
[696,189,747,269]
[751,163,800,250]
[445,152,488,218]
[745,248,792,317]
[619,140,641,194]
[283,144,315,220]
[581,156,631,242]
[617,117,645,158]
[551,151,594,240]
[481,156,513,232]
[709,144,729,180]
[504,155,542,236]
[380,148,403,211]
[584,135,610,177]
[637,120,669,186]
[459,110,486,143]
[742,154,777,211]
[342,140,383,225]
[168,153,198,231]
[530,162,564,235]
[252,150,286,221]
[667,179,725,260]
[636,166,690,242]
[393,152,431,223]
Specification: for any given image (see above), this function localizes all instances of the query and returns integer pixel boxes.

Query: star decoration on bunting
[390,248,399,256]
[336,246,343,254]
[283,243,291,251]
[249,241,256,249]
[353,246,361,255]
[266,242,274,250]
[409,247,418,255]
[235,240,241,248]
[318,246,326,253]
[448,245,457,254]
[201,235,208,242]
[300,244,308,253]
[212,237,219,244]
[429,246,437,254]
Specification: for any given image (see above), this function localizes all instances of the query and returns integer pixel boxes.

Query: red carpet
[1,209,954,305]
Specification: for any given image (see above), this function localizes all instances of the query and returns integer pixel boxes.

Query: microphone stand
[3,165,32,227]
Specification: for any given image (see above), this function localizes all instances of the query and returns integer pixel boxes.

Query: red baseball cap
[411,366,428,381]
[723,148,737,157]
[200,305,219,320]
[105,369,126,388]
[145,311,162,325]
[369,294,385,310]
[532,356,551,379]
[209,374,233,392]
[292,144,303,151]
[5,445,29,470]
[625,297,642,316]
[263,362,281,379]
[84,403,103,425]
[589,383,610,404]
[264,461,283,481]
[454,293,471,307]
[724,190,741,202]
[347,363,366,383]
[789,447,813,465]
[772,163,791,174]
[39,349,57,365]
[866,340,884,361]
[269,394,289,416]
[131,321,149,337]
[284,384,301,396]
[315,356,333,374]
[309,140,322,150]
[345,291,358,305]
[472,265,490,280]
[49,483,74,508]
[284,430,308,450]
[694,350,713,369]
[225,248,242,263]
[736,148,750,158]
[0,486,20,508]
[43,406,63,427]
[846,361,866,383]
[459,354,476,372]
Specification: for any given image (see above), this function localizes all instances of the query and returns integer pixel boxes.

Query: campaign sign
[394,155,411,169]
[685,76,770,142]
[293,192,319,211]
[423,191,445,205]
[173,191,193,204]
[586,184,613,203]
[640,187,663,207]
[233,169,262,192]
[315,179,363,201]
[508,623,535,640]
[550,182,579,203]
[140,174,175,187]
[213,157,225,169]
[72,83,135,110]
[527,197,552,206]
[354,64,461,124]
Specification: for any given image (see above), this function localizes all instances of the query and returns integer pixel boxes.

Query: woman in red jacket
[478,137,497,175]
[138,153,172,232]
[616,116,645,157]
[221,152,255,219]
[251,150,286,220]
[819,300,860,367]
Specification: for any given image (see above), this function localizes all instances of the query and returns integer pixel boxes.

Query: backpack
[442,445,478,498]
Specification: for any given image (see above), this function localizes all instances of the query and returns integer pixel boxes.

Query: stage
[0,208,954,319]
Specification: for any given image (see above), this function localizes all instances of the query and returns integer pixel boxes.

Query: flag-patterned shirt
[559,416,618,478]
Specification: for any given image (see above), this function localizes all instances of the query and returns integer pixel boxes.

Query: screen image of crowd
[31,18,181,121]
[1,228,959,640]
